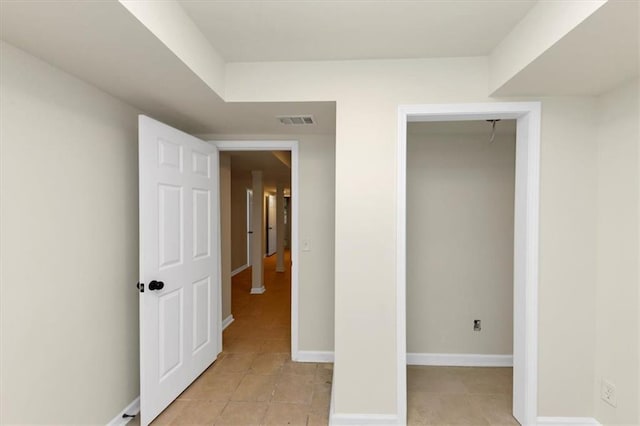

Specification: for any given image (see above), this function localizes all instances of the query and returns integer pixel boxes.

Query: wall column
[276,183,286,272]
[250,170,265,294]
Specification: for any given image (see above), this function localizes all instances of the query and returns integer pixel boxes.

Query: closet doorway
[396,102,541,425]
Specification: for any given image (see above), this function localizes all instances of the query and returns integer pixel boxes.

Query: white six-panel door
[139,115,221,425]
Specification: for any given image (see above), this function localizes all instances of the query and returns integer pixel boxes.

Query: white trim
[537,417,601,426]
[296,350,335,363]
[231,264,249,277]
[246,188,252,268]
[222,315,235,330]
[214,148,223,355]
[330,413,398,426]
[329,375,399,425]
[396,105,408,426]
[397,102,541,426]
[250,286,266,294]
[106,396,140,426]
[407,353,513,367]
[212,139,300,360]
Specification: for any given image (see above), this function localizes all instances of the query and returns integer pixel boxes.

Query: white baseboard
[407,353,513,367]
[222,315,234,330]
[328,376,398,425]
[250,286,266,294]
[295,350,335,363]
[330,413,398,425]
[537,417,601,425]
[106,396,140,426]
[231,264,249,277]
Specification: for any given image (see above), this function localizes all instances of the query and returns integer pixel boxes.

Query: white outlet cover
[601,379,617,407]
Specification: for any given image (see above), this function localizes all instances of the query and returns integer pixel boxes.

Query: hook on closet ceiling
[486,119,501,143]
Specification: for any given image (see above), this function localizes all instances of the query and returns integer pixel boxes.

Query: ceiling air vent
[277,115,315,126]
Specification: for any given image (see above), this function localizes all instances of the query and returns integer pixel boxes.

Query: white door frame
[212,140,301,360]
[246,188,253,267]
[396,102,541,425]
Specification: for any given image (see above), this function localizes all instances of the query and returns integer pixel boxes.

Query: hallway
[147,252,333,425]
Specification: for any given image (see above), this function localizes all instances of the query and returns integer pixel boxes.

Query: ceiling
[0,1,336,135]
[180,0,536,62]
[494,0,639,96]
[228,151,292,192]
[0,0,636,132]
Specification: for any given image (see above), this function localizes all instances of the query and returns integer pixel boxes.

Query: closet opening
[396,102,541,426]
[406,119,516,424]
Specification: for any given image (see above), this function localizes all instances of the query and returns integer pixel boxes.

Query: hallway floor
[146,252,333,425]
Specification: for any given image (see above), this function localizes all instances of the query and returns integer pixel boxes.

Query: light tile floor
[135,253,332,426]
[407,365,517,425]
[133,252,516,425]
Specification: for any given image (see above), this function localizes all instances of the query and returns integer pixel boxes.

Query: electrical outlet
[601,379,617,407]
[473,319,481,331]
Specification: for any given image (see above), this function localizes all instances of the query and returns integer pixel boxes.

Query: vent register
[277,115,315,125]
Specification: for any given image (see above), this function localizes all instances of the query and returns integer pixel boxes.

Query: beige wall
[220,153,232,321]
[593,78,639,425]
[203,134,336,353]
[224,58,606,417]
[230,172,251,271]
[0,42,139,423]
[537,97,598,416]
[406,122,515,355]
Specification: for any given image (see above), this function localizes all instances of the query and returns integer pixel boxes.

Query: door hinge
[136,282,144,293]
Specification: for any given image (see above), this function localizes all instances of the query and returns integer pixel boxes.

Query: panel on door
[139,115,221,425]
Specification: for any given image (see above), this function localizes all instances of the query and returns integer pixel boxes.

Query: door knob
[149,280,164,291]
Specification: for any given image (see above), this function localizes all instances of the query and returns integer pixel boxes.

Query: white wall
[0,42,139,423]
[203,134,336,353]
[224,58,604,418]
[536,97,598,416]
[406,122,515,355]
[593,78,639,425]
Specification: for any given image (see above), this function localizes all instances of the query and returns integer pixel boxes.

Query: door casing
[396,102,541,425]
[213,140,301,360]
[246,188,253,266]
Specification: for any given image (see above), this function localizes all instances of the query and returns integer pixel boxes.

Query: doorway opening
[215,140,300,360]
[266,194,277,256]
[246,188,253,268]
[406,118,517,424]
[396,103,541,425]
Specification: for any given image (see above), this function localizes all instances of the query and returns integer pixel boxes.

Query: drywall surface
[225,57,601,418]
[536,97,598,416]
[0,41,139,423]
[489,0,606,94]
[406,122,515,355]
[202,134,336,353]
[220,153,232,321]
[230,173,251,271]
[594,78,639,425]
[119,0,225,97]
